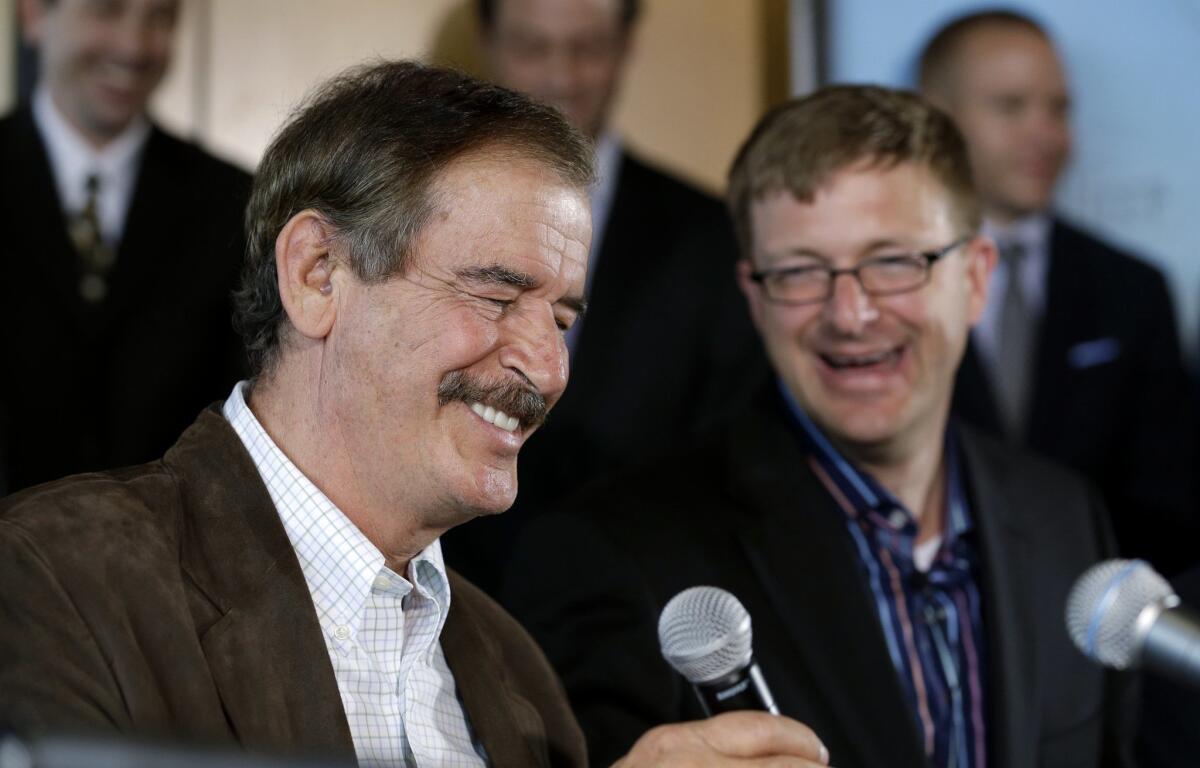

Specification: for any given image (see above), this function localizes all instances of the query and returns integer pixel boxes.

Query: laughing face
[738,161,993,460]
[23,0,179,147]
[321,152,590,528]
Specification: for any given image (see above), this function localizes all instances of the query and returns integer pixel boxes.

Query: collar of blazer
[168,405,561,766]
[724,383,1038,768]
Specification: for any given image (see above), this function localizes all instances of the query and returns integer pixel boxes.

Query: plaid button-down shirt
[224,382,486,767]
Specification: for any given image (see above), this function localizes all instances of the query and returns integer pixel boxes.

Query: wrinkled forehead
[416,151,592,274]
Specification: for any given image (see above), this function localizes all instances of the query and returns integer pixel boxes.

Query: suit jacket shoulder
[0,408,584,766]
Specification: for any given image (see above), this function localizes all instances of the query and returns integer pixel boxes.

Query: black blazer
[443,150,767,593]
[954,217,1197,575]
[504,382,1136,768]
[0,106,251,493]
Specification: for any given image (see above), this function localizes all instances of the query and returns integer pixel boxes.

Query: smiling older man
[0,60,829,768]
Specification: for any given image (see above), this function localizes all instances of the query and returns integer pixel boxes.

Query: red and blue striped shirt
[781,382,989,768]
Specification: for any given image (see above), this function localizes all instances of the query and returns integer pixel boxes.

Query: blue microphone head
[1066,559,1176,669]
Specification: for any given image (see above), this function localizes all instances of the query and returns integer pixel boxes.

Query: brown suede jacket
[0,405,586,767]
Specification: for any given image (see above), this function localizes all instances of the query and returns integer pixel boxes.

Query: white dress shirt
[223,382,486,767]
[32,84,150,247]
[972,213,1052,369]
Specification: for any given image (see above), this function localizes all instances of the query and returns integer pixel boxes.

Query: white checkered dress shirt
[224,382,487,767]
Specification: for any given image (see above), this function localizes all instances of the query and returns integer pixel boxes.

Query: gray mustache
[437,371,548,429]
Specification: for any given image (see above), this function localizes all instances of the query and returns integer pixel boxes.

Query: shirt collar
[222,381,452,641]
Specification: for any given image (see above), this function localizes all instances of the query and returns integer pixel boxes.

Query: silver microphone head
[658,586,754,684]
[1066,558,1177,668]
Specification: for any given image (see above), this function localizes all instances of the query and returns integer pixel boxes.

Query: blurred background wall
[10,1,1194,350]
[0,0,13,111]
[5,0,798,194]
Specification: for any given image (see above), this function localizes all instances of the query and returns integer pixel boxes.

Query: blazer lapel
[1025,222,1079,452]
[953,340,1005,439]
[171,407,354,756]
[106,127,183,317]
[3,107,92,320]
[957,429,1037,768]
[440,574,551,768]
[730,388,928,768]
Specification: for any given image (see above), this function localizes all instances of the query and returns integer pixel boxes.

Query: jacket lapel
[730,388,928,768]
[3,107,94,321]
[106,127,184,318]
[953,341,1005,439]
[1025,221,1082,452]
[170,407,354,756]
[957,428,1037,768]
[440,573,551,768]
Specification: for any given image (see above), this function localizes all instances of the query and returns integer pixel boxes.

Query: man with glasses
[504,85,1135,768]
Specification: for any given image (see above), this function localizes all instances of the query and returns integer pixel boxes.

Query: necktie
[995,240,1033,439]
[68,174,116,303]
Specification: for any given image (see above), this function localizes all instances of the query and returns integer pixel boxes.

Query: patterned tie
[68,174,116,304]
[995,240,1033,439]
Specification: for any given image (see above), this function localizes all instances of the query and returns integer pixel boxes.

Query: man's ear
[965,234,998,326]
[275,210,340,342]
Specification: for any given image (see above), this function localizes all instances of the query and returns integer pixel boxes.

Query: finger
[696,712,830,764]
[728,758,831,768]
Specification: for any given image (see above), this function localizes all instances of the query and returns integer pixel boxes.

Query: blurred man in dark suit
[443,0,767,594]
[919,10,1196,574]
[0,0,251,493]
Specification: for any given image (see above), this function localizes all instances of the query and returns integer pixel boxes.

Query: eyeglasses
[749,237,971,306]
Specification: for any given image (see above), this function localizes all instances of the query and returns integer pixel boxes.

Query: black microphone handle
[1142,606,1200,690]
[691,660,780,717]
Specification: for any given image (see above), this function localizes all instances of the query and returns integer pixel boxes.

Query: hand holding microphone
[608,586,830,767]
[658,586,780,716]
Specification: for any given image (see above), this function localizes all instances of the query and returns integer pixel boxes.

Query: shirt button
[333,625,351,641]
[888,510,908,529]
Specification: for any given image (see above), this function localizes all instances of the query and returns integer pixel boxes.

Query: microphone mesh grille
[658,586,753,684]
[1065,559,1173,668]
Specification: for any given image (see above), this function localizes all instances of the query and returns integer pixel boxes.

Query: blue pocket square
[1068,337,1121,369]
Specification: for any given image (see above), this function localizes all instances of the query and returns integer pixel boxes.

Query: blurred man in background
[443,0,767,595]
[919,9,1197,574]
[0,0,251,493]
